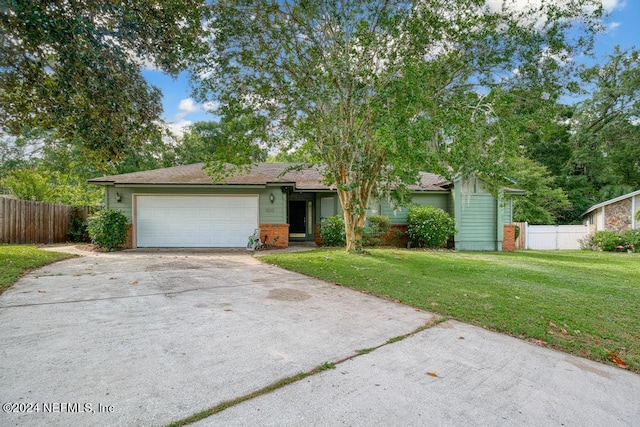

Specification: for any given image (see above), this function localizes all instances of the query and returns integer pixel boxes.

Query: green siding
[105,186,286,224]
[502,199,513,224]
[453,178,501,251]
[371,193,450,224]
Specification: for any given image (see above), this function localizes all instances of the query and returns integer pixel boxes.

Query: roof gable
[582,189,640,216]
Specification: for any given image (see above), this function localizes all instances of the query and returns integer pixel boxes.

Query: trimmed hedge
[406,205,456,248]
[362,215,392,247]
[320,215,346,246]
[88,209,129,251]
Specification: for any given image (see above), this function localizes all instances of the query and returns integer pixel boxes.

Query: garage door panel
[136,195,258,247]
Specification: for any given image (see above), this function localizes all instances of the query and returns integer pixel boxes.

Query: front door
[289,200,307,238]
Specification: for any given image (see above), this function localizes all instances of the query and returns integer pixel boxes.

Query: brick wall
[259,223,289,248]
[502,225,515,252]
[125,224,133,249]
[314,224,323,246]
[379,224,409,247]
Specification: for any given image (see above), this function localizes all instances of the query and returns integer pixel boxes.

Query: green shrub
[591,231,623,252]
[68,214,90,243]
[320,215,346,246]
[621,229,640,252]
[406,205,456,248]
[583,230,638,252]
[362,215,392,247]
[88,209,129,251]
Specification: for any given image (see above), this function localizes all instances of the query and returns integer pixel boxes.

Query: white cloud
[178,98,200,113]
[486,0,623,15]
[174,98,208,122]
[605,21,621,31]
[164,120,192,139]
[202,101,219,111]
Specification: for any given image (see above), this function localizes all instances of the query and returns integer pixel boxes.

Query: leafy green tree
[569,46,640,200]
[195,0,601,251]
[1,169,52,202]
[507,157,571,224]
[0,1,210,167]
[176,120,267,166]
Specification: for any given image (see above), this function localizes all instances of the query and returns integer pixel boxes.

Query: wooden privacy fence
[0,197,89,244]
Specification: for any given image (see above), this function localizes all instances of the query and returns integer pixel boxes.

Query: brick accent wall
[502,225,515,252]
[314,224,324,246]
[125,224,133,249]
[380,224,409,247]
[259,223,289,248]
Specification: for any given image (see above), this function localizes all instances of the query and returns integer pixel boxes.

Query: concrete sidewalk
[201,320,640,426]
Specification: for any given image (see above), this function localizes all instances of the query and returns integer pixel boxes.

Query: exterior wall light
[116,192,122,203]
[269,193,275,204]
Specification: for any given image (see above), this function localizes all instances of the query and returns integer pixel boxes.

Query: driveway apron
[0,249,433,426]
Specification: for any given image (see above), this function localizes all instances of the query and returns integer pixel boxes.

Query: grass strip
[167,318,442,426]
[260,248,640,372]
[0,245,75,294]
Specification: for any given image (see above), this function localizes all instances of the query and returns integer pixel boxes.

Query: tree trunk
[338,189,368,252]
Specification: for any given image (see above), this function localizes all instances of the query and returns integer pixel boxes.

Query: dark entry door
[289,200,307,236]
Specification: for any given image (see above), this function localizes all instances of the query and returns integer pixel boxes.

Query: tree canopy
[569,46,640,198]
[0,0,210,168]
[193,0,602,250]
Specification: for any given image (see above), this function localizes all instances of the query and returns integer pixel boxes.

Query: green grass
[0,245,75,294]
[261,249,640,372]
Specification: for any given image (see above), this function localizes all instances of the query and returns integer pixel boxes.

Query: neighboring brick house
[582,189,640,233]
[89,162,519,250]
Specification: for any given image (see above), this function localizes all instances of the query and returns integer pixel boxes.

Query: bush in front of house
[621,229,640,252]
[362,214,392,247]
[88,209,128,251]
[320,215,346,246]
[68,212,90,243]
[581,230,638,253]
[406,205,456,248]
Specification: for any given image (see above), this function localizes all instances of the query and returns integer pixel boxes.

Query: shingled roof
[88,162,450,192]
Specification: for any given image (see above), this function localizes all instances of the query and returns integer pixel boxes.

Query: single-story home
[582,189,640,233]
[88,162,519,250]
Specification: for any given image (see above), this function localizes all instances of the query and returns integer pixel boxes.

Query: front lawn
[0,245,75,294]
[260,249,640,372]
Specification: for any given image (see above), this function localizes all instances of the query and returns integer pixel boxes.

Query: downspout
[632,196,636,229]
[496,191,504,251]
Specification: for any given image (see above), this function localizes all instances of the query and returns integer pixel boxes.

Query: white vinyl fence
[518,223,595,250]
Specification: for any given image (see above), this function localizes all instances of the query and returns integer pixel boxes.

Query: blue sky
[144,0,639,137]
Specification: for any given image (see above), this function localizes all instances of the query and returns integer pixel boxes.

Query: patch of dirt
[267,288,311,301]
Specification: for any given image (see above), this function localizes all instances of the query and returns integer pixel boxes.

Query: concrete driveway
[1,247,639,426]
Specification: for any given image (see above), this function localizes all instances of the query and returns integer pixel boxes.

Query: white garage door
[135,195,258,247]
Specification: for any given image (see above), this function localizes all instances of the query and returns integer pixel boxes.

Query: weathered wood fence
[0,197,89,244]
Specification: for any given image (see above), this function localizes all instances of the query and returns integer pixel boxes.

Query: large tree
[0,0,209,168]
[175,119,268,166]
[194,0,602,251]
[569,46,640,200]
